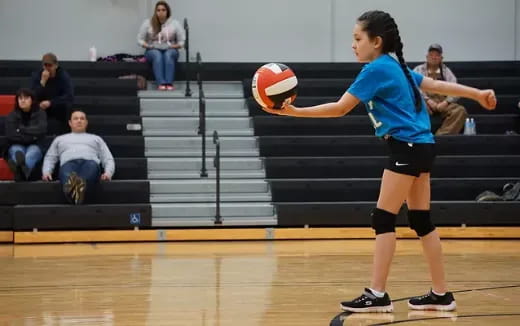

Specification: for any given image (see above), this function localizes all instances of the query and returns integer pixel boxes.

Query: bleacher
[0,59,518,238]
[0,61,151,231]
[244,61,520,227]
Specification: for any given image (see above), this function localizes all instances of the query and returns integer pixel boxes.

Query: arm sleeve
[42,138,59,175]
[346,65,381,103]
[174,20,186,47]
[31,71,45,99]
[50,72,74,107]
[5,113,25,143]
[98,137,115,178]
[137,20,149,47]
[411,70,424,88]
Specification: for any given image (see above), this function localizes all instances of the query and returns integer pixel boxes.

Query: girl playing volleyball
[262,10,496,312]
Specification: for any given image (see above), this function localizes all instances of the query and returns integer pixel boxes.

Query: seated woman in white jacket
[137,1,185,90]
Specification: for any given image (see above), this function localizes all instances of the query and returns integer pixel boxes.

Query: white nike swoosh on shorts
[395,162,409,166]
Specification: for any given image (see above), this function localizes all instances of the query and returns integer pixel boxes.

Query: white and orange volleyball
[252,63,298,109]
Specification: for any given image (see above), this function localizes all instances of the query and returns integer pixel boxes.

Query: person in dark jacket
[31,52,73,133]
[5,88,47,181]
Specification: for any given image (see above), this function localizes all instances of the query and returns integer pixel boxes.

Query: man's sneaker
[63,173,86,205]
[340,288,394,313]
[63,173,77,204]
[408,290,456,311]
[74,176,86,205]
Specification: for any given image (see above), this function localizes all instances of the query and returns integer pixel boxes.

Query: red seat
[0,95,15,116]
[0,158,14,180]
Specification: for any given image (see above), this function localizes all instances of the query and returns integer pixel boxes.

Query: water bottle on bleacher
[469,118,477,135]
[463,118,471,135]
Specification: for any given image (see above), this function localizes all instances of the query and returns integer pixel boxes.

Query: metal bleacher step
[145,136,259,157]
[147,157,263,171]
[143,117,252,131]
[150,179,269,194]
[152,202,275,218]
[139,81,244,99]
[150,193,272,203]
[140,98,248,117]
[148,170,265,179]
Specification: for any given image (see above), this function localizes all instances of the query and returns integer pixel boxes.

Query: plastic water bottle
[89,46,97,62]
[470,118,477,135]
[463,118,471,135]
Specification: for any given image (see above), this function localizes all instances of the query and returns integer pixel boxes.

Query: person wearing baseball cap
[414,44,468,135]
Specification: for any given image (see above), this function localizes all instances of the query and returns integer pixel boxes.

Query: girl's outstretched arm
[420,77,496,110]
[261,92,360,117]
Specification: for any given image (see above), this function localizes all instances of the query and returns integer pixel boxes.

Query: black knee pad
[408,210,436,237]
[370,208,397,235]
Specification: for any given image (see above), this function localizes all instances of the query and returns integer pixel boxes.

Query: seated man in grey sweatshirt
[41,110,115,204]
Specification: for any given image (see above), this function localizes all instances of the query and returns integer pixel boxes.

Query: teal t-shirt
[347,54,434,143]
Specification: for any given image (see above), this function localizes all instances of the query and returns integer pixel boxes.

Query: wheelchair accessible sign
[129,213,141,225]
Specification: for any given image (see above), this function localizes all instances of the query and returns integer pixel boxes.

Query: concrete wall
[0,0,518,61]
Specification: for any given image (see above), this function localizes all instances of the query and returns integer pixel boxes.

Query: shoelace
[354,295,367,303]
[417,293,431,300]
[354,291,375,303]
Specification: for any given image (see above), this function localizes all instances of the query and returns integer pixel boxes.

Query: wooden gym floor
[0,239,518,325]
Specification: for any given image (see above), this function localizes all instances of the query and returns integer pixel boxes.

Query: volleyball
[252,63,298,109]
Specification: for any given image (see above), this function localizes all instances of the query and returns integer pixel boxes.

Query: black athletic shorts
[385,136,436,177]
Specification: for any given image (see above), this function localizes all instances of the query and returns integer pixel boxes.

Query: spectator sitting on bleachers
[137,0,185,91]
[414,44,468,135]
[42,110,115,205]
[31,52,74,134]
[4,88,47,181]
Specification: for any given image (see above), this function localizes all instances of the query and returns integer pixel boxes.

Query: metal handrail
[199,90,208,177]
[197,52,208,177]
[213,130,222,225]
[183,18,192,97]
[196,52,202,93]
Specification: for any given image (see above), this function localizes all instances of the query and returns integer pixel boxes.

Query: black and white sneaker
[408,290,456,311]
[63,172,86,205]
[340,288,394,313]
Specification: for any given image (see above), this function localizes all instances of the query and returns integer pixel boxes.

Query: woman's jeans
[8,144,42,171]
[145,48,179,85]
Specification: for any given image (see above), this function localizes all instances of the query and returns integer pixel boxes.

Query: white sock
[432,290,446,296]
[369,288,385,298]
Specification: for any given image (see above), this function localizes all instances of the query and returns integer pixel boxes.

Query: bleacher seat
[259,135,520,157]
[0,180,149,205]
[264,155,520,179]
[74,95,140,116]
[0,135,144,157]
[0,94,14,116]
[0,77,137,96]
[0,206,13,229]
[13,204,151,230]
[276,202,520,227]
[269,178,515,202]
[0,158,14,180]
